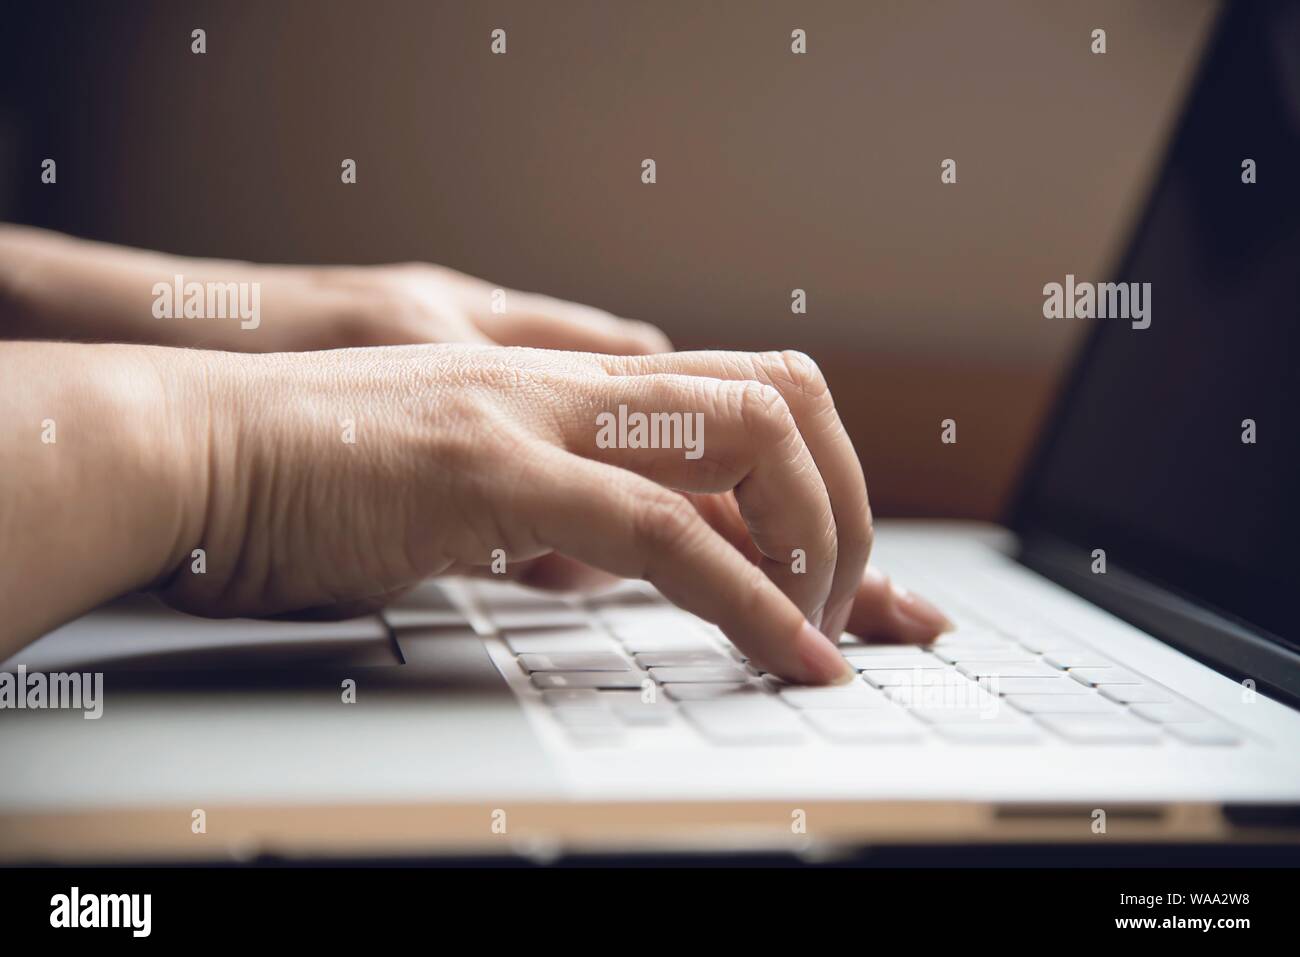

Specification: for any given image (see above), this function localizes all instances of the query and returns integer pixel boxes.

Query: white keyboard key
[634,650,729,668]
[910,707,1024,725]
[664,681,764,701]
[934,648,1038,665]
[778,684,891,709]
[956,661,1059,679]
[472,581,577,608]
[540,689,604,708]
[804,709,926,743]
[491,607,590,630]
[1129,702,1213,724]
[861,668,968,688]
[932,636,1017,652]
[835,643,926,656]
[518,652,630,672]
[617,632,715,653]
[1042,649,1115,669]
[648,664,749,684]
[935,722,1043,744]
[681,700,805,745]
[978,676,1091,695]
[552,707,622,729]
[934,626,1005,642]
[1013,632,1079,653]
[1166,722,1242,746]
[531,672,646,690]
[382,582,469,629]
[503,629,615,655]
[1036,714,1162,744]
[1097,684,1174,704]
[1069,667,1143,686]
[611,701,677,726]
[845,654,947,671]
[886,684,1000,711]
[1006,693,1121,714]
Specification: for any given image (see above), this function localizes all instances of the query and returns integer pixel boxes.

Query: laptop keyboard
[448,577,1244,750]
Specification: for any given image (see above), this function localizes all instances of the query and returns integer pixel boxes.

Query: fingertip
[792,619,854,685]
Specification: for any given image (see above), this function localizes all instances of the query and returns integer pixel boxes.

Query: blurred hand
[157,345,949,684]
[0,226,672,356]
[304,262,674,354]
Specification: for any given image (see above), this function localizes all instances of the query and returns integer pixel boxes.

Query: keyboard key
[978,676,1092,695]
[540,689,604,708]
[1013,632,1079,653]
[681,700,805,745]
[664,681,764,701]
[861,669,970,688]
[932,636,1017,653]
[552,707,622,730]
[648,664,749,684]
[910,707,1024,725]
[804,709,926,743]
[504,629,615,655]
[1035,714,1162,744]
[778,684,891,709]
[1097,684,1174,704]
[1068,667,1143,687]
[956,661,1059,679]
[935,722,1043,744]
[845,654,947,671]
[491,608,590,630]
[518,652,630,672]
[617,632,715,653]
[611,700,677,726]
[1042,649,1114,669]
[472,581,579,609]
[1006,693,1121,714]
[934,648,1038,665]
[634,650,729,668]
[1128,702,1213,724]
[1166,722,1242,746]
[382,581,469,629]
[531,672,646,690]
[886,684,1000,712]
[836,643,926,656]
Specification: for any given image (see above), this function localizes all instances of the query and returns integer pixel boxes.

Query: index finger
[598,350,872,638]
[520,445,854,685]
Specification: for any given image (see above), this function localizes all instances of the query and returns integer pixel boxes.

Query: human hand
[297,262,674,354]
[0,226,671,356]
[156,345,949,684]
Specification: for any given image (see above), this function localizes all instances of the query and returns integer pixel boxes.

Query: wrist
[0,342,215,648]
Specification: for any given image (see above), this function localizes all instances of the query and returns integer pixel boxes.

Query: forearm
[0,225,367,352]
[0,341,206,657]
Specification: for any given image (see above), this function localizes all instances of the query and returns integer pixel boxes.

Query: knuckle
[762,349,830,403]
[735,380,794,441]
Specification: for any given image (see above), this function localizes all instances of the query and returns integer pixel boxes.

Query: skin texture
[0,226,951,681]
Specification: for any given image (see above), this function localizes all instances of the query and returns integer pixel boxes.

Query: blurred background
[0,0,1218,518]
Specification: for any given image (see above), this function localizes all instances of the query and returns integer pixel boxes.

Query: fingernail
[795,620,855,685]
[891,582,955,635]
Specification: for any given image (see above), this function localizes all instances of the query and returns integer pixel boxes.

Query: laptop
[1,2,1297,862]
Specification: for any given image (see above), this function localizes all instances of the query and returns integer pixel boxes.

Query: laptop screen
[1012,2,1299,653]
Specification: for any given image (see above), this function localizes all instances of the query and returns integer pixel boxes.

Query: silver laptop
[1,4,1297,861]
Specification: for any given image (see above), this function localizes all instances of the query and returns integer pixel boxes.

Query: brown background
[0,0,1218,518]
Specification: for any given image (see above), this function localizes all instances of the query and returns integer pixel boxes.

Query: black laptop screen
[1012,3,1299,651]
